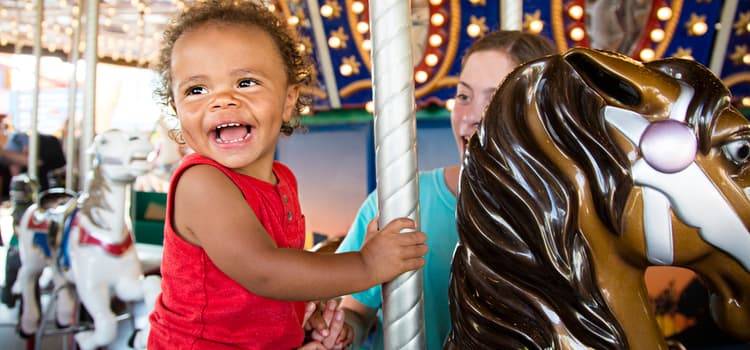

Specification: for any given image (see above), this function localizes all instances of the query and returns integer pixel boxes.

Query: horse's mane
[78,162,113,230]
[448,54,732,349]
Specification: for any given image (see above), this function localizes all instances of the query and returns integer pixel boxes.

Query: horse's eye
[722,139,750,165]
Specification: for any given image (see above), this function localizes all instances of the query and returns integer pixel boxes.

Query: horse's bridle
[604,82,750,271]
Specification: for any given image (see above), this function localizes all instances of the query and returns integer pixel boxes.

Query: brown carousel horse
[446,48,750,349]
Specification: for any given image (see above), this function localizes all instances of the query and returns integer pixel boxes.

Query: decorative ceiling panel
[0,0,747,111]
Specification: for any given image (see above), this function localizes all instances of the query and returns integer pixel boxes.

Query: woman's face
[451,50,517,158]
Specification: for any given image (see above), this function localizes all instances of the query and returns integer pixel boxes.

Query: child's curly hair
[153,0,315,136]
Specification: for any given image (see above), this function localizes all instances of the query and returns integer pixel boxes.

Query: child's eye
[186,86,207,96]
[238,79,258,88]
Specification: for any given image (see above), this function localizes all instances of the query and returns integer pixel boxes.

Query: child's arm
[173,165,427,301]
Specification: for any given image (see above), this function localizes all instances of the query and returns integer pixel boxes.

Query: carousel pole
[368,1,424,349]
[65,0,82,192]
[28,0,44,185]
[79,0,99,190]
[500,0,523,31]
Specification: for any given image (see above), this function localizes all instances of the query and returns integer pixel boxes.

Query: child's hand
[360,217,428,284]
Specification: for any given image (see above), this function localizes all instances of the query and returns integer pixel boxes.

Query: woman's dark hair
[461,30,557,68]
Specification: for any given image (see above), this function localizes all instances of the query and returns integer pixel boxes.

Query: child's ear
[282,85,300,122]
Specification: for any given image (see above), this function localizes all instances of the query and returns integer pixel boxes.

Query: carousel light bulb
[431,13,445,27]
[415,70,429,83]
[742,97,750,107]
[72,19,78,28]
[122,23,130,32]
[357,21,369,34]
[467,24,481,37]
[0,38,7,46]
[640,48,655,62]
[425,53,439,66]
[103,18,112,26]
[24,3,33,11]
[362,39,371,51]
[301,105,312,115]
[568,5,583,20]
[351,1,364,15]
[469,0,481,4]
[107,7,115,17]
[529,20,544,34]
[429,0,442,5]
[328,36,341,48]
[691,22,708,36]
[340,63,353,76]
[267,4,276,12]
[288,16,300,26]
[429,33,443,47]
[656,7,672,21]
[743,54,750,65]
[445,98,455,111]
[650,28,665,42]
[570,27,585,42]
[365,101,374,113]
[0,9,6,17]
[320,4,333,18]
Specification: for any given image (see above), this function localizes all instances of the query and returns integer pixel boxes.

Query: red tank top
[149,154,306,349]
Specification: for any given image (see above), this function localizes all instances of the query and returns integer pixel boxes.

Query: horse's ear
[563,50,642,108]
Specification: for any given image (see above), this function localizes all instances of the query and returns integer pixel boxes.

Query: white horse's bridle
[604,82,750,271]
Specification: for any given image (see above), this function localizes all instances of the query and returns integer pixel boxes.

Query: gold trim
[339,79,373,98]
[550,0,568,52]
[302,86,328,99]
[340,0,461,100]
[723,72,750,88]
[655,0,683,59]
[416,0,461,98]
[347,0,371,70]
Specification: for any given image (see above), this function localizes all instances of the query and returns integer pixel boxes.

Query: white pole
[65,0,82,192]
[368,1,424,349]
[708,0,738,75]
[501,0,523,31]
[28,0,44,184]
[80,0,98,188]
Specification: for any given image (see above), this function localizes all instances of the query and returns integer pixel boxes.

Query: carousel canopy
[0,0,747,112]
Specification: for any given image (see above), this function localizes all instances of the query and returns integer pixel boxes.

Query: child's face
[170,22,299,178]
[451,50,516,158]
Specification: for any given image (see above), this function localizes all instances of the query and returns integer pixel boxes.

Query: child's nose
[211,91,239,109]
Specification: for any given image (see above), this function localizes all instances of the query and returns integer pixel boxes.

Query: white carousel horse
[12,129,162,350]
